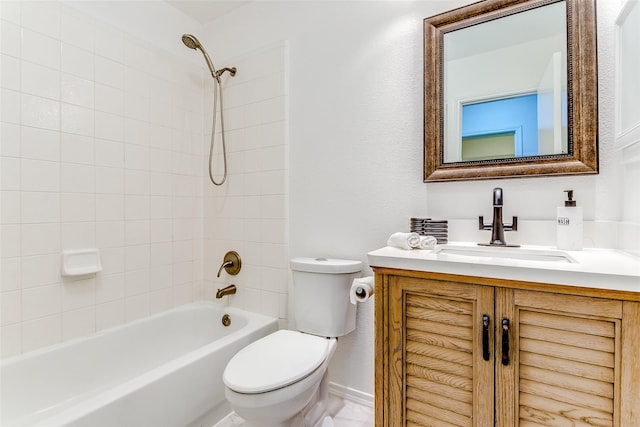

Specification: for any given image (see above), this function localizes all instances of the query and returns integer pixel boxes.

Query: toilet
[222,257,362,427]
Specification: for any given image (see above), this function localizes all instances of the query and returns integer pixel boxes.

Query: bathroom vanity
[368,244,640,426]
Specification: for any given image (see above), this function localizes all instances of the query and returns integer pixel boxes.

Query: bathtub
[0,302,278,427]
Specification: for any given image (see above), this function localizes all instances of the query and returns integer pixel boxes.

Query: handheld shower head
[181,34,200,50]
[181,33,218,81]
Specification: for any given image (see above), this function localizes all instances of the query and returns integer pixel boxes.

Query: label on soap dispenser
[557,207,583,250]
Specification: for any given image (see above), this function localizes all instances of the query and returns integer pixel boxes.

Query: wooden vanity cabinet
[374,268,640,427]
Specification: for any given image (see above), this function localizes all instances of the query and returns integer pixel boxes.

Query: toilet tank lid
[290,257,362,274]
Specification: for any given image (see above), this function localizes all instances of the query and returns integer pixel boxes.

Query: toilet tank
[290,258,362,337]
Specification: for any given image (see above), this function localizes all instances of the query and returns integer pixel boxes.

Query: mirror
[424,0,598,182]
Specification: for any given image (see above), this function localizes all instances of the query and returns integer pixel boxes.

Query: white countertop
[368,243,640,294]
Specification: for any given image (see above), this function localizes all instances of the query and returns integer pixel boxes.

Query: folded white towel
[418,235,437,250]
[387,232,421,250]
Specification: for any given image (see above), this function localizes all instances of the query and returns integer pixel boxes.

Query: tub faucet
[216,284,237,298]
[479,187,519,247]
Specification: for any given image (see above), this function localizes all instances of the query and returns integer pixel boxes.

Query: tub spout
[216,285,237,299]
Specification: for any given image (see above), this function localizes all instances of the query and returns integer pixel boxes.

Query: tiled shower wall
[0,1,205,357]
[203,41,289,326]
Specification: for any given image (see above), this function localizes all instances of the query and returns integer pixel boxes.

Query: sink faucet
[216,284,237,298]
[479,187,519,247]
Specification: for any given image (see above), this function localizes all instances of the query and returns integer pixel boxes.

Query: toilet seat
[223,330,331,394]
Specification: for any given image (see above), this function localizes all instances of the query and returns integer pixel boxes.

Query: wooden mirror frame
[424,0,598,182]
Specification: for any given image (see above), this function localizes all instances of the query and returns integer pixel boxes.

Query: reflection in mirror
[443,1,567,163]
[424,0,598,182]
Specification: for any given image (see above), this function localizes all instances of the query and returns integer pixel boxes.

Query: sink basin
[434,244,576,263]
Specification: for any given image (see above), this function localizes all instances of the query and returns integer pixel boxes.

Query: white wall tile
[1,225,21,258]
[96,221,125,248]
[61,74,94,109]
[61,43,94,80]
[125,220,149,246]
[94,21,124,63]
[21,159,60,192]
[95,139,124,168]
[124,195,149,220]
[1,20,20,57]
[61,133,93,164]
[1,191,21,224]
[95,166,125,194]
[21,126,61,162]
[21,93,60,131]
[95,299,124,332]
[22,283,61,320]
[1,290,21,326]
[21,223,60,256]
[61,163,95,193]
[1,324,21,358]
[1,88,20,124]
[1,122,21,157]
[0,0,21,25]
[125,269,150,296]
[61,278,95,311]
[1,54,20,91]
[21,61,61,101]
[95,83,124,115]
[149,288,172,314]
[62,103,94,136]
[21,192,60,223]
[149,265,172,290]
[61,5,95,51]
[21,254,61,289]
[21,1,61,39]
[95,56,124,89]
[95,273,125,304]
[22,315,61,353]
[61,193,95,222]
[96,194,124,221]
[61,222,95,249]
[95,111,123,142]
[62,307,95,341]
[21,29,60,70]
[1,257,21,292]
[125,293,149,321]
[1,157,20,191]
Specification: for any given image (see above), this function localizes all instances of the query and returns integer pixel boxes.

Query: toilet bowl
[224,330,337,427]
[222,257,362,427]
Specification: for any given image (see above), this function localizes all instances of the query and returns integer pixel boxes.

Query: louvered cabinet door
[496,289,630,427]
[388,276,494,427]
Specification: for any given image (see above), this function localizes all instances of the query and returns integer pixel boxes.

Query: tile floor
[213,395,374,426]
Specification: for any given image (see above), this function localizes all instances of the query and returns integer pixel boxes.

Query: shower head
[181,33,219,81]
[181,34,200,50]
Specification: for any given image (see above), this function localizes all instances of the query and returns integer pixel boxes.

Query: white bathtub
[0,302,278,427]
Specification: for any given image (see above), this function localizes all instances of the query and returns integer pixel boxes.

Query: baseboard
[328,382,374,408]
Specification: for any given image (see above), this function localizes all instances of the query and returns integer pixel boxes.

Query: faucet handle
[479,216,492,230]
[504,216,518,231]
[217,251,242,277]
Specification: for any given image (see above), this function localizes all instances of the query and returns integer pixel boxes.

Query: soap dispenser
[557,190,583,250]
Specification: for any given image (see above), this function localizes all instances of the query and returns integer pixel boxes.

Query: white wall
[203,0,632,398]
[0,0,205,357]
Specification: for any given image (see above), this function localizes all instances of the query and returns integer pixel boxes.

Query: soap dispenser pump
[557,190,583,250]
